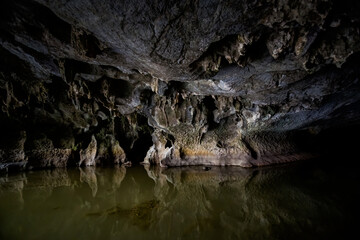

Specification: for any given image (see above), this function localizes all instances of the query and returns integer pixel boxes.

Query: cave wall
[1,0,360,170]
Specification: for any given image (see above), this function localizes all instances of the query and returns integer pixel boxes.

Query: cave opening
[126,129,153,164]
[202,96,218,131]
[165,133,175,148]
[115,114,154,165]
[313,124,360,161]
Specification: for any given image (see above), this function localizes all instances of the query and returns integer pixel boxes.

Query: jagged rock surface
[0,0,360,169]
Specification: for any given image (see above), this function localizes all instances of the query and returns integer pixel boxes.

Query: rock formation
[79,135,97,166]
[0,0,360,170]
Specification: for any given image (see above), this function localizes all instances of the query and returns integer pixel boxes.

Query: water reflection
[80,167,98,197]
[0,163,359,240]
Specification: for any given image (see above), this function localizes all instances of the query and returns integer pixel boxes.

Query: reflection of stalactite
[112,165,126,190]
[143,165,171,199]
[79,167,98,197]
[143,164,157,182]
[0,173,26,209]
[15,180,25,210]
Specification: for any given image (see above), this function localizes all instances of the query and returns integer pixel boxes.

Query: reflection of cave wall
[1,0,360,170]
[1,165,359,239]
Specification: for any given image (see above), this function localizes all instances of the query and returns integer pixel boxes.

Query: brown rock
[79,135,97,166]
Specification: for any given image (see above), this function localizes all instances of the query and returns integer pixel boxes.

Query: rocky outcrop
[25,134,72,168]
[0,0,360,169]
[111,140,126,165]
[79,135,97,166]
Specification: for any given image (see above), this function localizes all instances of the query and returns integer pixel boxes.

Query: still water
[0,161,359,240]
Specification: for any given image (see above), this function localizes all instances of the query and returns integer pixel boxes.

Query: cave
[1,0,360,239]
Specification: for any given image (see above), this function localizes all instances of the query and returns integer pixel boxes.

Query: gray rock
[0,0,359,168]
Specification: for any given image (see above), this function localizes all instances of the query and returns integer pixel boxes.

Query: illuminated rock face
[1,0,360,169]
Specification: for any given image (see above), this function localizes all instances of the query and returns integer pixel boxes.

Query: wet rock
[79,135,97,166]
[0,161,27,174]
[28,148,72,168]
[143,130,173,167]
[95,132,127,165]
[111,140,126,164]
[0,130,26,163]
[26,135,72,168]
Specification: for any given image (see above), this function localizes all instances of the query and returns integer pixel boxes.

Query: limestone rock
[0,0,359,168]
[111,140,126,164]
[0,131,27,163]
[26,135,72,168]
[28,148,72,168]
[79,135,97,166]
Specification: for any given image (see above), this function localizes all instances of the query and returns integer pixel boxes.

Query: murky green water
[0,161,359,240]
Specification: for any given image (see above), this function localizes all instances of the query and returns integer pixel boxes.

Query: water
[0,161,359,240]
